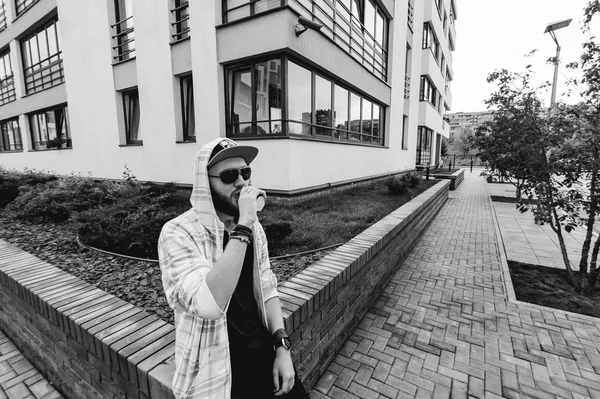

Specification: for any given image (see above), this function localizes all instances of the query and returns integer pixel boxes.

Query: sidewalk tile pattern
[312,172,600,398]
[0,330,63,399]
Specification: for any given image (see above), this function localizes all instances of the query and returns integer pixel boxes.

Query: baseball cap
[207,139,259,168]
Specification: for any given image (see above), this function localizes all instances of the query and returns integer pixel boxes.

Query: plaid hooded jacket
[158,138,279,398]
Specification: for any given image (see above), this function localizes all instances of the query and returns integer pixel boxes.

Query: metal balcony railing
[23,53,64,94]
[111,15,136,62]
[171,1,190,41]
[0,75,16,104]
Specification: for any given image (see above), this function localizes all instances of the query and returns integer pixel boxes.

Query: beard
[211,188,240,218]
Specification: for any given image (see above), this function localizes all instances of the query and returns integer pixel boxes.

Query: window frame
[180,74,195,142]
[14,0,39,17]
[226,55,385,146]
[0,118,22,152]
[0,50,15,105]
[171,0,190,41]
[222,0,286,24]
[112,0,136,62]
[416,126,433,165]
[122,88,141,144]
[20,18,64,95]
[29,104,71,151]
[419,75,438,107]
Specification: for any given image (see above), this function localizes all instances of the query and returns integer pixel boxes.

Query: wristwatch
[273,328,291,351]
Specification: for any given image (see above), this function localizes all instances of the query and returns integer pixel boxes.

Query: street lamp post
[544,18,572,117]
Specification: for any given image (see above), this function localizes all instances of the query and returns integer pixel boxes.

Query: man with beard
[158,138,309,399]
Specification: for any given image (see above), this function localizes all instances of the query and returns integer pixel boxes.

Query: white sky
[451,0,599,112]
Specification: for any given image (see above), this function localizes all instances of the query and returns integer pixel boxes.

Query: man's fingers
[273,371,280,393]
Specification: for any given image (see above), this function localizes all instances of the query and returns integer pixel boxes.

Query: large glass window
[21,19,63,94]
[314,74,332,136]
[30,105,71,150]
[422,23,440,61]
[113,0,135,62]
[333,84,348,139]
[223,0,282,23]
[180,75,195,141]
[0,51,15,105]
[290,0,389,80]
[419,75,437,106]
[0,119,22,152]
[123,88,140,144]
[171,0,189,41]
[287,61,311,135]
[15,0,38,16]
[227,57,384,145]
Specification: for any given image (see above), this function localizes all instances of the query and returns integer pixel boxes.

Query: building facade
[447,110,495,139]
[0,0,457,194]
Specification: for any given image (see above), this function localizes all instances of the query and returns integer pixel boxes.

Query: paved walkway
[312,171,600,398]
[0,330,62,399]
[489,182,592,269]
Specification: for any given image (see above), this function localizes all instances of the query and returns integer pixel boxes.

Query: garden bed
[0,172,436,325]
[508,260,600,318]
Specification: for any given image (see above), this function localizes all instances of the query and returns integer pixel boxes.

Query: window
[419,75,437,106]
[122,88,140,144]
[15,0,38,16]
[401,115,408,149]
[223,0,283,23]
[290,0,389,80]
[0,119,22,152]
[0,0,7,31]
[180,75,195,141]
[171,0,189,41]
[227,57,384,145]
[440,54,445,74]
[113,0,135,62]
[21,19,63,94]
[416,126,433,165]
[30,105,71,150]
[0,50,15,105]
[422,23,439,61]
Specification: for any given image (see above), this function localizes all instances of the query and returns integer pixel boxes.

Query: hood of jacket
[189,137,236,239]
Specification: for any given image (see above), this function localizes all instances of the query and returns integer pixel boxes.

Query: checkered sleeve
[256,222,279,302]
[158,222,225,320]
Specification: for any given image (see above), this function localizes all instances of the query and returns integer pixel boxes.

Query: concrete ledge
[0,179,450,397]
[431,168,465,190]
[279,179,451,389]
[0,244,176,399]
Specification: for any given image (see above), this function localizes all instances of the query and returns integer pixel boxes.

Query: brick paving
[312,171,600,399]
[0,330,62,399]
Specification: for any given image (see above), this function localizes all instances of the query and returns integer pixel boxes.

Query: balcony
[112,15,135,62]
[404,74,410,99]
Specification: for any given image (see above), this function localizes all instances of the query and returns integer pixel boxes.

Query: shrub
[385,175,409,195]
[406,171,422,188]
[6,176,114,222]
[264,221,293,250]
[0,168,58,208]
[77,192,179,259]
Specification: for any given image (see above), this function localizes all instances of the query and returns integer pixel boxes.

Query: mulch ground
[0,214,332,325]
[508,260,600,318]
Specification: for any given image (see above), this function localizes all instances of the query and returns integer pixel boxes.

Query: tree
[471,68,547,199]
[448,127,476,156]
[475,1,600,293]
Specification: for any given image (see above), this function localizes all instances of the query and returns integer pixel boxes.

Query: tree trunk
[550,207,580,289]
[589,236,600,289]
[577,160,598,282]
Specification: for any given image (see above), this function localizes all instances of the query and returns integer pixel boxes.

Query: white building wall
[0,0,457,190]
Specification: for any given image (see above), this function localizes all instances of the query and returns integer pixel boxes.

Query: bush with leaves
[0,168,58,208]
[405,171,422,188]
[6,175,116,222]
[385,175,409,195]
[77,190,180,259]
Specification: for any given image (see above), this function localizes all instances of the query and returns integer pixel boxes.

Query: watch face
[282,337,291,350]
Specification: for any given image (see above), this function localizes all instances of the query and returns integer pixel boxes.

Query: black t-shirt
[224,233,274,396]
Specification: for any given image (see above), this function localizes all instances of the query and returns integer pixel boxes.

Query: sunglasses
[208,166,252,184]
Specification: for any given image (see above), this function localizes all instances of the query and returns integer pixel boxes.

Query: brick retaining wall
[280,179,450,388]
[0,179,450,397]
[431,169,465,190]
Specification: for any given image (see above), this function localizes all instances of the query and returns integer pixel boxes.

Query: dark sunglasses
[208,166,252,184]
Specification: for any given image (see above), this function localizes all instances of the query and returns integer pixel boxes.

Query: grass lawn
[509,260,600,318]
[258,179,437,256]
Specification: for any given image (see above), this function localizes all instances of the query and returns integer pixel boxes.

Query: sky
[451,0,598,113]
